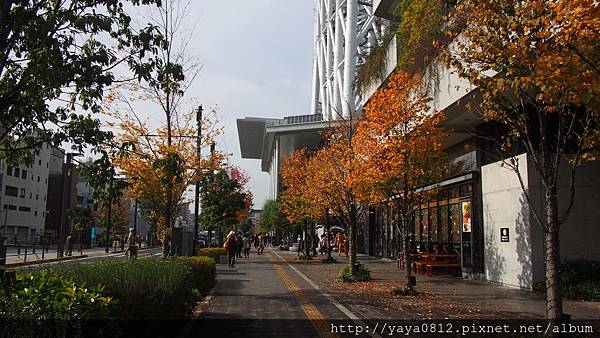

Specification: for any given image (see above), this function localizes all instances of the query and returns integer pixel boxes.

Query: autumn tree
[449,0,599,320]
[304,121,372,273]
[0,0,166,165]
[107,108,220,254]
[355,71,447,289]
[280,149,322,256]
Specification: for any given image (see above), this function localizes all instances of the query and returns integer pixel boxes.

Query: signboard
[90,222,96,240]
[461,201,472,233]
[500,228,509,242]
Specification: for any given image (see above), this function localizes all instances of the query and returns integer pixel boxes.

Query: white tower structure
[311,0,384,120]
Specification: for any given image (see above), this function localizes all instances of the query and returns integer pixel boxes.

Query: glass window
[430,207,438,242]
[35,194,39,200]
[450,186,460,199]
[37,176,40,182]
[21,169,27,179]
[5,185,18,197]
[460,183,472,197]
[34,211,37,216]
[19,188,25,198]
[19,206,31,212]
[7,166,12,176]
[414,211,421,241]
[440,205,449,242]
[450,204,461,242]
[421,208,429,241]
[14,167,20,177]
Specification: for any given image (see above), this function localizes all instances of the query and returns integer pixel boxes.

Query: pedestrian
[258,234,265,255]
[243,233,251,258]
[297,236,304,257]
[319,235,326,255]
[236,232,243,258]
[65,233,73,256]
[124,228,137,258]
[253,234,259,249]
[224,231,237,268]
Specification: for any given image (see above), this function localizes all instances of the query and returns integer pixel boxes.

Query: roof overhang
[440,89,485,149]
[374,0,399,20]
[261,120,332,172]
[236,117,279,159]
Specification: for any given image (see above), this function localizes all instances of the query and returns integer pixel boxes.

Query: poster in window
[461,201,472,233]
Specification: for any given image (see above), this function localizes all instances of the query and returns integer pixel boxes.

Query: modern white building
[0,144,52,239]
[238,0,600,290]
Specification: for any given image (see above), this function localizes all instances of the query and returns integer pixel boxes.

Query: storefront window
[430,207,438,242]
[421,208,429,242]
[414,211,421,241]
[440,205,448,243]
[450,204,460,242]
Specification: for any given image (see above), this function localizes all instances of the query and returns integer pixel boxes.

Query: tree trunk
[403,214,414,289]
[544,186,563,321]
[349,204,358,275]
[325,208,332,260]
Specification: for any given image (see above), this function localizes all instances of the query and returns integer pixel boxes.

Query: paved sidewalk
[187,249,350,337]
[277,251,600,320]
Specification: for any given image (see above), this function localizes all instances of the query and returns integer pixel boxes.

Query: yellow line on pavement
[267,253,337,338]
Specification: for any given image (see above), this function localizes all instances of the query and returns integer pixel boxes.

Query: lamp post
[104,173,114,253]
[193,105,203,254]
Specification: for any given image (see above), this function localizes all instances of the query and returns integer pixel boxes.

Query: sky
[183,0,315,209]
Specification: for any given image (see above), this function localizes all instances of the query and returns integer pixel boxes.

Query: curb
[6,254,89,268]
[5,247,158,268]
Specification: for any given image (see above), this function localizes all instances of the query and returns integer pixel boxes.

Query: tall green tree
[199,168,251,239]
[259,199,289,235]
[0,0,168,164]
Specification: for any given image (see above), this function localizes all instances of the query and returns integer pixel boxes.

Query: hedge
[0,270,116,338]
[56,258,198,319]
[175,256,216,294]
[197,248,227,261]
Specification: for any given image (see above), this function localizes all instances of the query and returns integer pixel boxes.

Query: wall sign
[500,228,509,242]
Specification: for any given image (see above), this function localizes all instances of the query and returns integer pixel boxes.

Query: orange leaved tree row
[448,0,599,320]
[304,117,373,274]
[355,71,447,290]
[280,149,323,257]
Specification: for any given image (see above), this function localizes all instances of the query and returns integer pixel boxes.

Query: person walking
[236,232,243,258]
[258,234,265,255]
[65,233,73,256]
[224,231,237,268]
[243,234,251,258]
[297,236,304,257]
[124,229,138,258]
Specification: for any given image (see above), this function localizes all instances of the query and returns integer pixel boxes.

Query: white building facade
[0,144,52,238]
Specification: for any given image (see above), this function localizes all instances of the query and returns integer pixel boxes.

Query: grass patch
[532,260,600,301]
[337,263,371,283]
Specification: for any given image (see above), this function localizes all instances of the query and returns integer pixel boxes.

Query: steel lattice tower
[310,0,385,120]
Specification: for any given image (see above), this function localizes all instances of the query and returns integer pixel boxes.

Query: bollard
[33,241,36,254]
[41,245,45,260]
[24,247,28,261]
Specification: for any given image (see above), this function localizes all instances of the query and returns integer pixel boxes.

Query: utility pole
[58,153,74,258]
[193,105,203,254]
[104,174,114,253]
[133,198,138,233]
[208,142,215,246]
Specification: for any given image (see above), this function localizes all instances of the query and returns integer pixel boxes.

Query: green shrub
[0,270,115,320]
[391,286,421,296]
[559,260,600,301]
[0,271,117,338]
[176,256,216,294]
[337,262,371,283]
[197,248,227,261]
[56,258,197,319]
